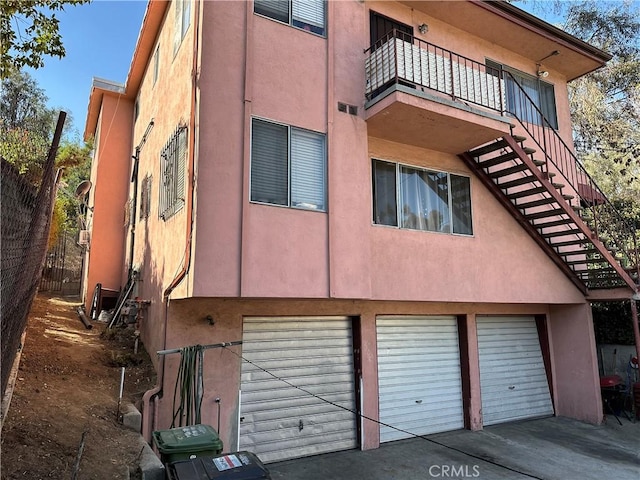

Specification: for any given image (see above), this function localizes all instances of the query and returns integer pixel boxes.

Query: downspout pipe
[129,120,155,278]
[631,297,640,366]
[141,0,200,443]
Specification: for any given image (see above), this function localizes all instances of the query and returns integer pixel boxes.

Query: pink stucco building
[83,0,639,463]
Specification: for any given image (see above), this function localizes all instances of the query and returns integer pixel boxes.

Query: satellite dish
[75,180,92,198]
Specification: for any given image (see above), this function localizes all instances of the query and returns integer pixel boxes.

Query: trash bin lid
[153,424,223,454]
[169,451,271,480]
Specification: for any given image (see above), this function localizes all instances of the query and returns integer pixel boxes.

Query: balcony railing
[502,70,639,280]
[365,30,504,113]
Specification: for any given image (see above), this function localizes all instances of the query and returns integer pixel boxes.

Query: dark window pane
[372,160,397,226]
[251,119,288,206]
[450,174,472,235]
[255,0,289,23]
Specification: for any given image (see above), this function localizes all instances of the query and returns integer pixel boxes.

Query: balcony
[364,31,512,153]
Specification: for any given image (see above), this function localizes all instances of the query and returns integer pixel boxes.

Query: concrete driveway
[268,416,639,480]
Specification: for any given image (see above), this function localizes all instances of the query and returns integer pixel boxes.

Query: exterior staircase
[459,73,639,296]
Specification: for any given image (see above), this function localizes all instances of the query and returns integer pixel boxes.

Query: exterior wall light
[418,23,428,34]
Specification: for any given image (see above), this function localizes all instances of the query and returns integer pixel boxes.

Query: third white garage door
[477,316,554,426]
[377,316,464,442]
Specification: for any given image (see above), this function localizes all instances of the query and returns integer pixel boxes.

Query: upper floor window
[173,0,191,55]
[254,0,326,36]
[250,118,326,211]
[153,45,160,85]
[488,60,558,129]
[159,125,187,220]
[372,159,473,236]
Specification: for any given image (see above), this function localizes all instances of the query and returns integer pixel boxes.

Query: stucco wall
[548,303,603,423]
[83,94,133,311]
[186,0,585,305]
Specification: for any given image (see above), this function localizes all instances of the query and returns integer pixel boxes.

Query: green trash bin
[153,424,224,464]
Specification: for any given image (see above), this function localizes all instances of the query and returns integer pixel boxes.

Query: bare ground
[1,293,156,479]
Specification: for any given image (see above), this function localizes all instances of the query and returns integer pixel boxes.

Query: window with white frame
[159,126,187,220]
[254,0,326,36]
[173,0,191,55]
[372,159,473,235]
[153,45,160,85]
[251,118,326,211]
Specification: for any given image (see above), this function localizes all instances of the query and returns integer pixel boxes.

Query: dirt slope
[1,293,156,479]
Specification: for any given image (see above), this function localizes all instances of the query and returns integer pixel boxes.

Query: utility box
[152,424,223,464]
[166,451,271,480]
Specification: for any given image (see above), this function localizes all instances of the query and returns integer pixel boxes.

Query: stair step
[543,172,556,179]
[543,228,584,238]
[506,186,548,200]
[469,140,509,157]
[550,238,591,248]
[499,176,538,190]
[563,194,575,201]
[487,163,530,178]
[512,135,527,142]
[526,208,566,220]
[533,159,546,167]
[477,151,521,168]
[552,182,565,189]
[535,218,577,229]
[518,197,558,210]
[566,258,609,266]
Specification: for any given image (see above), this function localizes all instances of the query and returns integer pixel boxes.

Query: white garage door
[239,317,358,463]
[477,316,554,426]
[377,316,464,442]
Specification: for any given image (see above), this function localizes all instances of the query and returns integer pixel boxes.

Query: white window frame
[250,117,327,212]
[371,159,474,236]
[173,0,191,56]
[254,0,326,37]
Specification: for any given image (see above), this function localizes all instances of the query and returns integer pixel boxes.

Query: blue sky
[24,0,569,141]
[27,0,148,139]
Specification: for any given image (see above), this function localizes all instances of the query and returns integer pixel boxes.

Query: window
[159,126,187,220]
[140,175,152,220]
[372,159,473,235]
[251,118,326,211]
[254,0,326,36]
[173,0,191,55]
[489,61,558,129]
[153,45,160,85]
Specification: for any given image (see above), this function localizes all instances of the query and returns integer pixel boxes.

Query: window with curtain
[254,0,326,36]
[251,118,326,211]
[498,64,558,129]
[372,159,473,235]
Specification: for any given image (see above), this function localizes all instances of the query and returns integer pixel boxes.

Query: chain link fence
[1,113,65,398]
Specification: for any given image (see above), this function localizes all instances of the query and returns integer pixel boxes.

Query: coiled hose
[171,345,204,427]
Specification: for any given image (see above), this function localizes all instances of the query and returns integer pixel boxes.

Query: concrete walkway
[268,416,639,480]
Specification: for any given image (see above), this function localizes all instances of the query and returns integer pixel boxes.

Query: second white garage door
[239,317,358,463]
[477,316,554,426]
[377,316,464,442]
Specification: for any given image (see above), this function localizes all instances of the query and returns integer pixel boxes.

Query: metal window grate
[159,125,187,220]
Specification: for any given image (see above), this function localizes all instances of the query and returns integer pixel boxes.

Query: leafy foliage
[1,0,91,78]
[1,69,93,241]
[592,301,636,345]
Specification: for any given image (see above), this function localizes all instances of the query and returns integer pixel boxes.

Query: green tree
[1,0,91,78]
[1,69,93,241]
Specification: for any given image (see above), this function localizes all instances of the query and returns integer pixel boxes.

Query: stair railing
[500,70,638,281]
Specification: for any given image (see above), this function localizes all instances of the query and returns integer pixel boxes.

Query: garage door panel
[240,317,357,463]
[377,316,464,443]
[477,316,553,426]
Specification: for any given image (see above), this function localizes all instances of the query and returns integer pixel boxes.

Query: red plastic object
[600,375,623,388]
